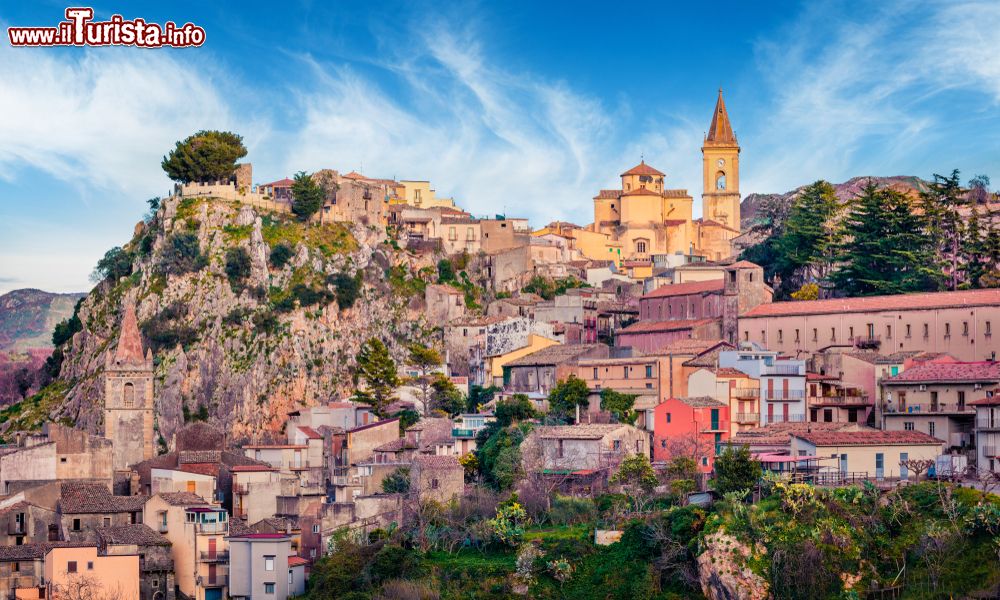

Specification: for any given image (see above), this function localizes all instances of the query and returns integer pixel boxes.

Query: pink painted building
[652,396,730,472]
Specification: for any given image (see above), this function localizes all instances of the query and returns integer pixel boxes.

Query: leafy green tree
[392,408,420,434]
[430,375,465,416]
[436,259,456,283]
[829,181,939,296]
[776,180,840,288]
[488,502,529,546]
[600,389,638,425]
[547,376,591,422]
[269,243,294,269]
[475,422,529,490]
[963,175,1000,289]
[352,338,400,417]
[291,171,324,222]
[328,271,362,309]
[161,130,247,183]
[224,247,251,290]
[91,246,134,283]
[52,299,84,347]
[159,232,207,275]
[494,394,537,427]
[467,384,498,413]
[522,275,556,300]
[714,446,761,494]
[381,467,411,494]
[610,454,659,513]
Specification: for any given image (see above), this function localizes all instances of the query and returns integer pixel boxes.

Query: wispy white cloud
[745,0,1000,194]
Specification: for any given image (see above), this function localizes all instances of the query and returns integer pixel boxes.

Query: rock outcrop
[697,532,769,600]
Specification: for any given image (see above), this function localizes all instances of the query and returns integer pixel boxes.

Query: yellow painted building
[533,222,623,264]
[488,334,560,386]
[591,90,742,262]
[397,180,457,209]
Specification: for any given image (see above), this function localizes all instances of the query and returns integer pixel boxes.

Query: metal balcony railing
[976,419,1000,430]
[735,413,760,423]
[452,428,477,438]
[762,364,803,376]
[732,388,759,398]
[808,395,870,406]
[199,551,229,562]
[763,390,806,401]
[762,413,806,424]
[883,403,974,414]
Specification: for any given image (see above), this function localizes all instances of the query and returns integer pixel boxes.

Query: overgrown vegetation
[521,275,591,300]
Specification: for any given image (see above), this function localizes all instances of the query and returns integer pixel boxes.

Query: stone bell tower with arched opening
[701,89,741,232]
[104,302,155,471]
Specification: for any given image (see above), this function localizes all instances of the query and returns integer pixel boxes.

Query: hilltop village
[1,92,999,600]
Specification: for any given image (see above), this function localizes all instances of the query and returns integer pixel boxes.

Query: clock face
[716,159,725,167]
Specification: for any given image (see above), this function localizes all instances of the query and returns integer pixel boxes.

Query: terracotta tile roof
[793,430,943,446]
[0,542,82,561]
[230,464,274,472]
[427,284,464,296]
[504,344,606,367]
[288,556,310,567]
[374,438,418,452]
[663,219,689,226]
[537,424,635,440]
[620,161,665,177]
[594,189,622,199]
[884,361,1000,384]
[731,422,860,446]
[221,451,273,469]
[61,483,148,514]
[263,178,295,188]
[643,279,724,299]
[662,189,690,198]
[349,418,399,434]
[242,444,308,450]
[726,260,761,269]
[741,288,1000,318]
[176,463,220,477]
[298,426,323,440]
[673,396,727,408]
[97,525,171,547]
[706,89,737,145]
[228,519,253,536]
[178,450,222,464]
[969,394,1000,406]
[251,517,295,533]
[617,318,717,335]
[412,454,461,469]
[0,501,31,516]
[342,171,366,180]
[710,367,749,378]
[157,492,209,507]
[621,187,662,197]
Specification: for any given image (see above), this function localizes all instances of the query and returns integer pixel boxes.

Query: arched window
[636,240,647,254]
[716,171,726,190]
[123,382,135,409]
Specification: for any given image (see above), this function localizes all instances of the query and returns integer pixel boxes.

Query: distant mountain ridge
[0,289,86,352]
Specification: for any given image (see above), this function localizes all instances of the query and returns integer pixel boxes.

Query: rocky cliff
[25,196,439,444]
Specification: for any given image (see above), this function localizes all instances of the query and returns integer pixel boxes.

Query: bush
[269,243,294,268]
[381,468,411,494]
[91,246,134,282]
[252,311,281,335]
[551,495,597,526]
[328,271,363,309]
[142,302,198,351]
[51,299,84,347]
[225,247,252,289]
[373,580,438,600]
[714,446,762,494]
[158,232,206,275]
[437,259,456,283]
[368,545,423,586]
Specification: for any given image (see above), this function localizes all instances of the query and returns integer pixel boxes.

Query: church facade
[590,90,742,262]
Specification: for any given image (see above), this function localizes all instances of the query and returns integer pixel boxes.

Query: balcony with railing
[983,446,999,457]
[762,364,804,376]
[808,394,870,407]
[197,573,228,588]
[732,387,759,398]
[763,390,806,402]
[762,413,806,424]
[976,418,1000,430]
[735,413,760,424]
[882,402,975,415]
[452,428,478,439]
[700,422,728,433]
[232,483,249,495]
[199,551,229,563]
[851,335,881,350]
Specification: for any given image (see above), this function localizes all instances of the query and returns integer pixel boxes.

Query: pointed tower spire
[113,303,146,365]
[705,88,736,145]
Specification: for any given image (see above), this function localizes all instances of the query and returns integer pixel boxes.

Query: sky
[1,0,999,294]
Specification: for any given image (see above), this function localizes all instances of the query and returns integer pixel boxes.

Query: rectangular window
[68,561,77,573]
[103,517,111,527]
[557,439,564,459]
[613,440,621,452]
[264,582,276,594]
[265,556,275,571]
[945,323,951,337]
[906,324,911,338]
[812,328,817,342]
[777,330,783,343]
[849,326,855,338]
[886,325,892,339]
[623,366,629,379]
[904,422,914,431]
[645,365,653,378]
[923,323,929,338]
[312,524,320,534]
[289,570,294,584]
[87,562,93,571]
[593,367,598,379]
[666,413,671,424]
[431,478,440,489]
[928,422,936,437]
[831,327,836,342]
[962,321,969,336]
[794,329,800,343]
[72,518,81,531]
[987,321,992,335]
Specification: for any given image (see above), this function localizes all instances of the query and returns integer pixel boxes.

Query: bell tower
[701,89,741,231]
[104,302,155,471]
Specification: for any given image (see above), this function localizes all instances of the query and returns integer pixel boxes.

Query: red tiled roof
[342,171,366,180]
[230,465,274,472]
[242,444,308,449]
[793,430,943,446]
[262,178,295,188]
[741,288,1000,318]
[617,318,717,335]
[620,161,665,177]
[970,395,1000,406]
[643,279,725,299]
[349,418,399,434]
[711,367,748,378]
[726,260,761,269]
[621,187,661,197]
[288,556,309,567]
[594,189,622,200]
[663,219,688,226]
[884,361,1000,384]
[298,426,323,440]
[176,463,220,477]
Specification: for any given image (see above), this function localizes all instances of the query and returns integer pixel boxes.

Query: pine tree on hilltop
[830,181,940,296]
[351,338,400,417]
[776,180,841,291]
[919,170,965,290]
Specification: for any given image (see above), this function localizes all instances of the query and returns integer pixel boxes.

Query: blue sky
[2,0,999,294]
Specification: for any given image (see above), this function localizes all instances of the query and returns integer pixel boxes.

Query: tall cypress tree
[830,181,939,296]
[920,170,965,290]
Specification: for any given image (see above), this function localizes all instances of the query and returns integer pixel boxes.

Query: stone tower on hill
[701,89,741,232]
[103,302,155,471]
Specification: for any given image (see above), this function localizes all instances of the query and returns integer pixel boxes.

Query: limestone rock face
[43,196,440,444]
[697,532,769,600]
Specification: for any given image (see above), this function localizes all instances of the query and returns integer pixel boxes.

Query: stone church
[103,302,155,472]
[591,90,742,262]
